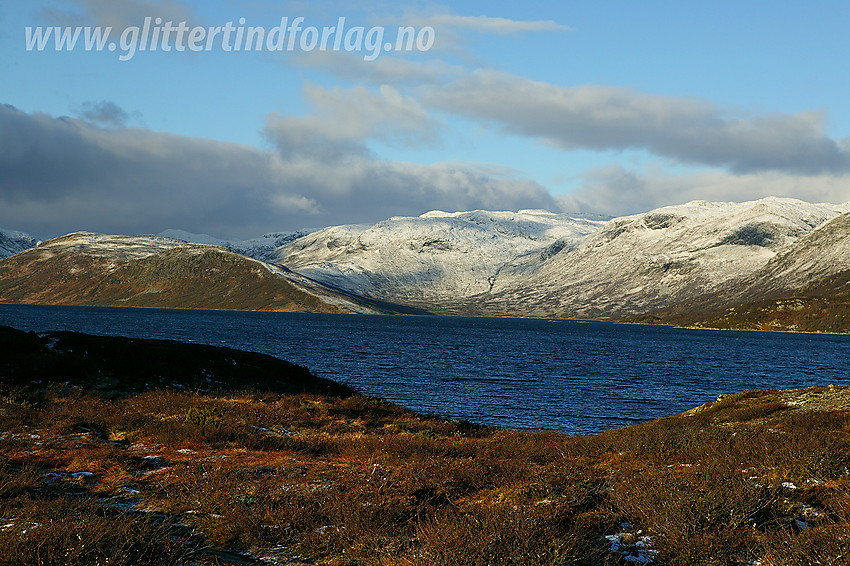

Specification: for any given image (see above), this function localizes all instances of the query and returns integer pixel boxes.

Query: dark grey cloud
[0,104,558,240]
[424,70,850,175]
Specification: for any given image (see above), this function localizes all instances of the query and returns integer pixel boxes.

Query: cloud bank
[559,165,850,217]
[0,104,557,239]
[425,70,850,175]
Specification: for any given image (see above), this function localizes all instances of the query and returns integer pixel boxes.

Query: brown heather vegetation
[2,327,850,564]
[634,270,850,335]
[0,241,356,313]
[0,236,432,316]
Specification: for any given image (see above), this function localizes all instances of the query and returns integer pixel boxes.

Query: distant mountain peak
[0,227,38,259]
[272,209,609,308]
[158,229,312,262]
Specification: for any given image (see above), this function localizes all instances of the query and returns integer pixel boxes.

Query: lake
[1,304,848,435]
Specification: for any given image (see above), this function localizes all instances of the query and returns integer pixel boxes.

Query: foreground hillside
[2,326,849,565]
[0,233,420,315]
[0,325,353,397]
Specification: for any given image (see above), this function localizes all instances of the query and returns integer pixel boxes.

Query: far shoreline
[3,300,850,337]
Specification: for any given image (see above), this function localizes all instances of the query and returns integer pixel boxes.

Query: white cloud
[425,70,850,175]
[558,165,850,216]
[269,193,321,214]
[415,14,571,34]
[45,0,194,28]
[291,51,466,86]
[263,83,441,164]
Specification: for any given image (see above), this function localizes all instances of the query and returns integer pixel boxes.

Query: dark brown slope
[0,233,383,313]
[663,270,850,333]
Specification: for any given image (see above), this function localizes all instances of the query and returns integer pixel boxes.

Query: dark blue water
[1,304,848,435]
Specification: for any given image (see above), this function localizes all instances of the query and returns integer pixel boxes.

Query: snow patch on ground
[605,523,659,564]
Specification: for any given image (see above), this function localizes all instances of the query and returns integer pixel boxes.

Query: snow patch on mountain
[740,209,850,295]
[271,210,608,303]
[41,232,185,263]
[159,230,310,262]
[0,228,38,259]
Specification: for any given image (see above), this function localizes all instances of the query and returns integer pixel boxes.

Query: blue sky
[1,0,849,239]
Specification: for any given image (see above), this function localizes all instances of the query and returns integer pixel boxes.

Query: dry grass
[3,384,850,565]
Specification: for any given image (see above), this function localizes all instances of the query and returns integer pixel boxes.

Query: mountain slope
[679,277,850,333]
[481,197,848,319]
[0,232,407,314]
[273,209,607,311]
[642,211,850,332]
[739,210,850,296]
[0,228,37,259]
[5,199,850,329]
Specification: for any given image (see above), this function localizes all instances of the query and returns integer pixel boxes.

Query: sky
[1,0,849,240]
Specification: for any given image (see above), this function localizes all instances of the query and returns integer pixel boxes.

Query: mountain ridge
[635,210,850,332]
[4,197,850,332]
[158,229,311,262]
[0,232,418,315]
[480,197,848,319]
[273,209,608,310]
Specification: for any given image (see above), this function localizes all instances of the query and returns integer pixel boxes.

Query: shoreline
[4,300,850,337]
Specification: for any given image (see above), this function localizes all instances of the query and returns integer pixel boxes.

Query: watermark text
[25,17,436,61]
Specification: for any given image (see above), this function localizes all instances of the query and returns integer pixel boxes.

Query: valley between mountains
[3,196,850,333]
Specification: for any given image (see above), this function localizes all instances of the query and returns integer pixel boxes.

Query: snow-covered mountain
[271,210,608,308]
[5,198,850,331]
[645,208,850,332]
[158,229,310,262]
[269,198,849,319]
[0,228,37,259]
[484,197,849,318]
